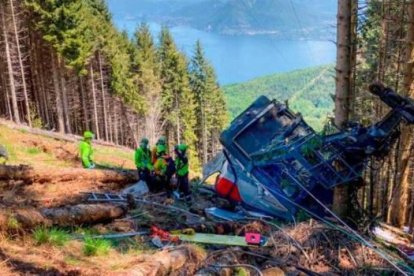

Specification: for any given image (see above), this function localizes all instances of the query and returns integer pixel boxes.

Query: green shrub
[83,238,111,256]
[26,147,41,155]
[49,228,70,246]
[7,217,21,230]
[33,227,69,246]
[33,227,49,245]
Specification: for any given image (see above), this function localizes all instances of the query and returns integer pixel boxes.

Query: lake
[113,20,336,85]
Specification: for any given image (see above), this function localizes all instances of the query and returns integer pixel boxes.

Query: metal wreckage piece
[208,83,414,221]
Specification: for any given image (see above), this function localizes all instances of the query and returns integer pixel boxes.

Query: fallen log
[0,204,126,230]
[127,245,207,276]
[0,165,137,184]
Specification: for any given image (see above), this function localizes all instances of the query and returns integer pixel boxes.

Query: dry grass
[0,232,158,275]
[0,123,135,170]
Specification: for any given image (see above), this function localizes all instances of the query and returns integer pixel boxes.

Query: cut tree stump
[127,245,207,276]
[0,204,126,230]
[0,165,136,184]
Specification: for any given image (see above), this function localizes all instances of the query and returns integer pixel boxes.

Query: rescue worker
[79,131,95,169]
[134,137,153,184]
[151,136,167,164]
[153,144,175,196]
[174,144,191,201]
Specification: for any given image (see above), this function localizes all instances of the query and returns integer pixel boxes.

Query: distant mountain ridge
[108,0,336,39]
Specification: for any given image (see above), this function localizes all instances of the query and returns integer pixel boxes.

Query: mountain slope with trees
[0,0,227,170]
[223,64,335,131]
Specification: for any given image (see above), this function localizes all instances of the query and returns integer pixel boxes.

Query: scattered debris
[121,180,149,196]
[174,232,268,247]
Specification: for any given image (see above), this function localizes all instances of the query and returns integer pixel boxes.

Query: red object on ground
[245,233,262,245]
[151,226,179,242]
[215,177,242,202]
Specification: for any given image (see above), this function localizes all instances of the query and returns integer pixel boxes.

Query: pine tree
[133,23,162,144]
[190,41,209,164]
[159,27,199,170]
[189,41,228,163]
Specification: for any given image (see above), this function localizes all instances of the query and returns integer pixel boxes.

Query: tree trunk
[9,0,30,126]
[79,75,89,131]
[1,8,20,124]
[98,52,108,141]
[396,0,414,227]
[51,52,65,133]
[0,64,12,120]
[114,104,119,144]
[175,94,181,145]
[0,165,137,184]
[332,0,357,218]
[201,104,208,164]
[0,204,126,229]
[90,63,100,139]
[59,58,72,133]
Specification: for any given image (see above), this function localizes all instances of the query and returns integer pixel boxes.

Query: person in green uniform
[79,131,95,169]
[134,137,153,184]
[151,136,167,164]
[174,144,190,200]
[153,144,175,196]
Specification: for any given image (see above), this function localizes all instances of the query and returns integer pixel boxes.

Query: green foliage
[33,227,49,245]
[83,237,112,256]
[25,0,143,112]
[24,0,228,160]
[7,217,21,230]
[300,136,323,158]
[189,41,228,164]
[223,65,335,131]
[33,227,70,246]
[158,27,201,169]
[26,147,42,155]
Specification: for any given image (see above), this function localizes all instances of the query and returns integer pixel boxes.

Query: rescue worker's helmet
[156,144,167,156]
[83,131,94,140]
[140,137,149,148]
[157,136,166,145]
[178,144,188,152]
[175,144,188,154]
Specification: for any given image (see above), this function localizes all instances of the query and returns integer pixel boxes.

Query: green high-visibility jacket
[175,155,189,176]
[79,140,94,168]
[135,147,153,170]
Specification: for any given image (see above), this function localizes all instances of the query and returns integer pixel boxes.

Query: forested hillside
[0,0,227,169]
[331,0,414,229]
[223,65,334,130]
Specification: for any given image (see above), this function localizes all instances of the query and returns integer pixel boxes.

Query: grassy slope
[0,122,135,169]
[223,64,335,131]
[0,122,147,274]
